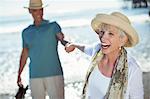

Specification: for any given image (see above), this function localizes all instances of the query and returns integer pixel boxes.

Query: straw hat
[91,12,139,47]
[24,0,47,9]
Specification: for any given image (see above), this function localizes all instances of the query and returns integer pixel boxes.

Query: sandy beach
[0,20,150,99]
[0,0,150,99]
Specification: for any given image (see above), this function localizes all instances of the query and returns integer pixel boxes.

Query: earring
[119,46,122,50]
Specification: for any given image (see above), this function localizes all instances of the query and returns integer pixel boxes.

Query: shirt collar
[32,20,49,27]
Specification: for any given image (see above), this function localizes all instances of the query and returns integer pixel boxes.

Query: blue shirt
[22,20,63,78]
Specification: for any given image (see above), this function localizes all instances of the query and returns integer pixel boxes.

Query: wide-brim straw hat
[24,0,48,9]
[91,12,139,47]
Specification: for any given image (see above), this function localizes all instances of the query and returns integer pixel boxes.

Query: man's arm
[17,48,28,86]
[56,32,85,52]
[56,32,70,46]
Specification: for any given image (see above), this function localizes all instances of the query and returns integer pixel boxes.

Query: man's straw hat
[24,0,47,9]
[91,12,139,47]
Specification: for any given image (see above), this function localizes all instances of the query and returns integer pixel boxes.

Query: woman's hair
[97,23,128,46]
[118,28,126,38]
[97,23,127,39]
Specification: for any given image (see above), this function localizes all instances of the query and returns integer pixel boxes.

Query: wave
[0,13,149,34]
[0,18,90,34]
[0,0,125,34]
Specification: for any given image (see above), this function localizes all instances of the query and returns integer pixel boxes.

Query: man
[17,0,68,98]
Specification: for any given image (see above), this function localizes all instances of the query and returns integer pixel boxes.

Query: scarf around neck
[82,47,128,99]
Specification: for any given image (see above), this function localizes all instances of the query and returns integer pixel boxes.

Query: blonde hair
[97,23,127,38]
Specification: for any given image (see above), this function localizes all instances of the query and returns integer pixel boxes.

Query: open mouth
[101,43,110,49]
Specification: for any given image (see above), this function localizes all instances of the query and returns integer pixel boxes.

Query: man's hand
[17,75,23,87]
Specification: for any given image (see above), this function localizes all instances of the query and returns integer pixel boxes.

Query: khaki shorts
[30,75,64,99]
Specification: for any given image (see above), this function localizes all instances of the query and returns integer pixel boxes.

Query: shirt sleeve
[84,43,101,56]
[84,45,94,56]
[53,22,62,34]
[22,31,28,48]
[128,61,144,99]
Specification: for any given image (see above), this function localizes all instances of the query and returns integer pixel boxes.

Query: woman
[65,12,143,99]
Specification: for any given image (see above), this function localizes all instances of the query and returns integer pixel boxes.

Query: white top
[84,43,144,99]
[87,66,111,99]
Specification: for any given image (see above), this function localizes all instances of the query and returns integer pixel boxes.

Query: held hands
[65,43,76,53]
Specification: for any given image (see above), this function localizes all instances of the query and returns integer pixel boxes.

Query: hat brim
[91,14,139,47]
[24,4,48,9]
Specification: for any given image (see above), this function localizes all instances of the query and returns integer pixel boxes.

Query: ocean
[0,0,150,98]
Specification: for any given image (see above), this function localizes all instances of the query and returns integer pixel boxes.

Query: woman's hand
[65,43,75,53]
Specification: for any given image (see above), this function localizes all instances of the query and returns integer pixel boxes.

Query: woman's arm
[65,43,85,53]
[65,43,100,57]
[128,61,144,99]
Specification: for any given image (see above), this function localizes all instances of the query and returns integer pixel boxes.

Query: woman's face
[97,24,123,55]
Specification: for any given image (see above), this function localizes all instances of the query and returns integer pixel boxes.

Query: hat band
[29,3,43,8]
